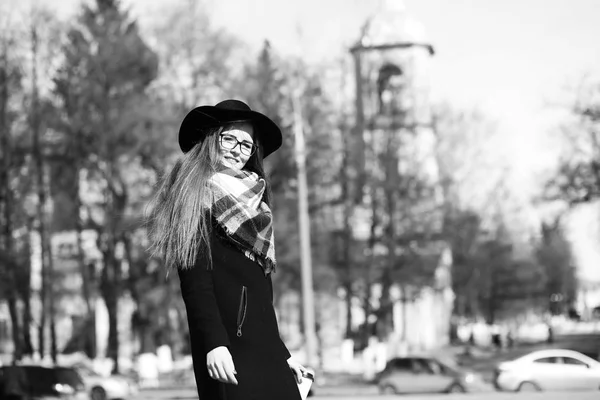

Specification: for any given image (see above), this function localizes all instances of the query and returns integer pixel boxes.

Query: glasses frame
[219,133,256,156]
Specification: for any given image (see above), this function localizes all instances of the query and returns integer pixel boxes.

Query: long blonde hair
[147,124,271,270]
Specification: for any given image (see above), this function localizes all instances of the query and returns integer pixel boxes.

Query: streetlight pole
[292,88,318,367]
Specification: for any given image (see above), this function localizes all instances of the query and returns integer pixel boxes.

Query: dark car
[374,356,488,394]
[0,365,88,399]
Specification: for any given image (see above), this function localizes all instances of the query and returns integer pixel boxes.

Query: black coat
[178,228,301,400]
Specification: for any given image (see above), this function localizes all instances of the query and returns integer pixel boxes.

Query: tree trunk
[351,51,367,202]
[140,319,154,354]
[47,170,57,363]
[400,285,408,341]
[378,269,393,340]
[97,79,126,374]
[22,285,34,356]
[31,23,56,363]
[74,165,97,358]
[37,295,46,357]
[103,172,128,373]
[106,288,120,373]
[341,229,354,339]
[122,232,155,354]
[381,172,396,339]
[100,243,121,374]
[341,218,354,340]
[344,282,353,339]
[21,217,35,356]
[361,282,372,347]
[362,190,379,346]
[339,117,354,339]
[7,296,23,360]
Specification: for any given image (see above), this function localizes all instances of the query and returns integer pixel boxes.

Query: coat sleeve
[178,257,230,355]
[268,274,292,360]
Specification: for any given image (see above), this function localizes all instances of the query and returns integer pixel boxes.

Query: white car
[494,349,600,392]
[75,365,138,400]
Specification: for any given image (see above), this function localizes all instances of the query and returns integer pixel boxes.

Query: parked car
[374,356,488,394]
[0,365,88,399]
[494,348,600,392]
[73,364,138,400]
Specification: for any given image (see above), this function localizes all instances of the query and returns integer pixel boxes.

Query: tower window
[377,63,404,115]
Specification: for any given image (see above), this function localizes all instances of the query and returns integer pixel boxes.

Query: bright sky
[44,0,600,142]
[155,0,597,188]
[20,0,600,281]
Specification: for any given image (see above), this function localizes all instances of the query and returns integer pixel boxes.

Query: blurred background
[1,0,600,397]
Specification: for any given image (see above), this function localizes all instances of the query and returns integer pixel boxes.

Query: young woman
[149,100,307,400]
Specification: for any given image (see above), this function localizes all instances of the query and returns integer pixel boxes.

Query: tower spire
[382,0,406,13]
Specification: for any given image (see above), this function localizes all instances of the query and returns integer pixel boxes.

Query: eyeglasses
[219,134,256,156]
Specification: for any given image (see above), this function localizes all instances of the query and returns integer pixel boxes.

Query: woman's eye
[242,143,253,151]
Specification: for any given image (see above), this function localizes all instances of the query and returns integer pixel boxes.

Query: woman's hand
[206,346,238,385]
[286,357,308,384]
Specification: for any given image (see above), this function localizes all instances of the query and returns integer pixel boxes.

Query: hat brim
[178,106,282,158]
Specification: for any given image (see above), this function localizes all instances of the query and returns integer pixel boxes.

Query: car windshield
[54,368,85,390]
[434,358,460,374]
[74,364,97,376]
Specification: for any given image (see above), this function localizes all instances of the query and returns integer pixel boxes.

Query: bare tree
[52,0,159,373]
[545,78,600,205]
[0,8,26,360]
[149,0,243,109]
[535,216,577,314]
[28,7,60,362]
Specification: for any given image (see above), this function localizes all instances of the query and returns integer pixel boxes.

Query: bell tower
[351,0,441,233]
[347,0,451,350]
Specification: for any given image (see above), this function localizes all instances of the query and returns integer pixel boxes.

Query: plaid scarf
[207,165,276,275]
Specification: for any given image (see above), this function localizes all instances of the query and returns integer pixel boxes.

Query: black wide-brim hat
[178,99,282,158]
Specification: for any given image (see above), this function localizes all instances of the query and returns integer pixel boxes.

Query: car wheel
[447,383,466,393]
[380,384,397,395]
[517,381,540,392]
[91,386,107,400]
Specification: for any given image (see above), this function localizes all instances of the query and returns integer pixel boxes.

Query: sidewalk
[137,383,379,399]
[313,384,379,397]
[135,387,197,400]
[138,370,378,399]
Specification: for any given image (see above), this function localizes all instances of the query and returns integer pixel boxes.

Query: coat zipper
[236,286,248,337]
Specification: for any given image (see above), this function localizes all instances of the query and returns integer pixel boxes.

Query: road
[311,391,600,400]
[134,387,600,400]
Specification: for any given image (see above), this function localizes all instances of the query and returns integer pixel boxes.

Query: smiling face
[218,122,255,170]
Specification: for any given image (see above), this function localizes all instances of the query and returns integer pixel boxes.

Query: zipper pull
[237,327,242,337]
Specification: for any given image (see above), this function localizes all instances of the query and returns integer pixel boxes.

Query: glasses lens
[240,143,255,156]
[220,134,237,149]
